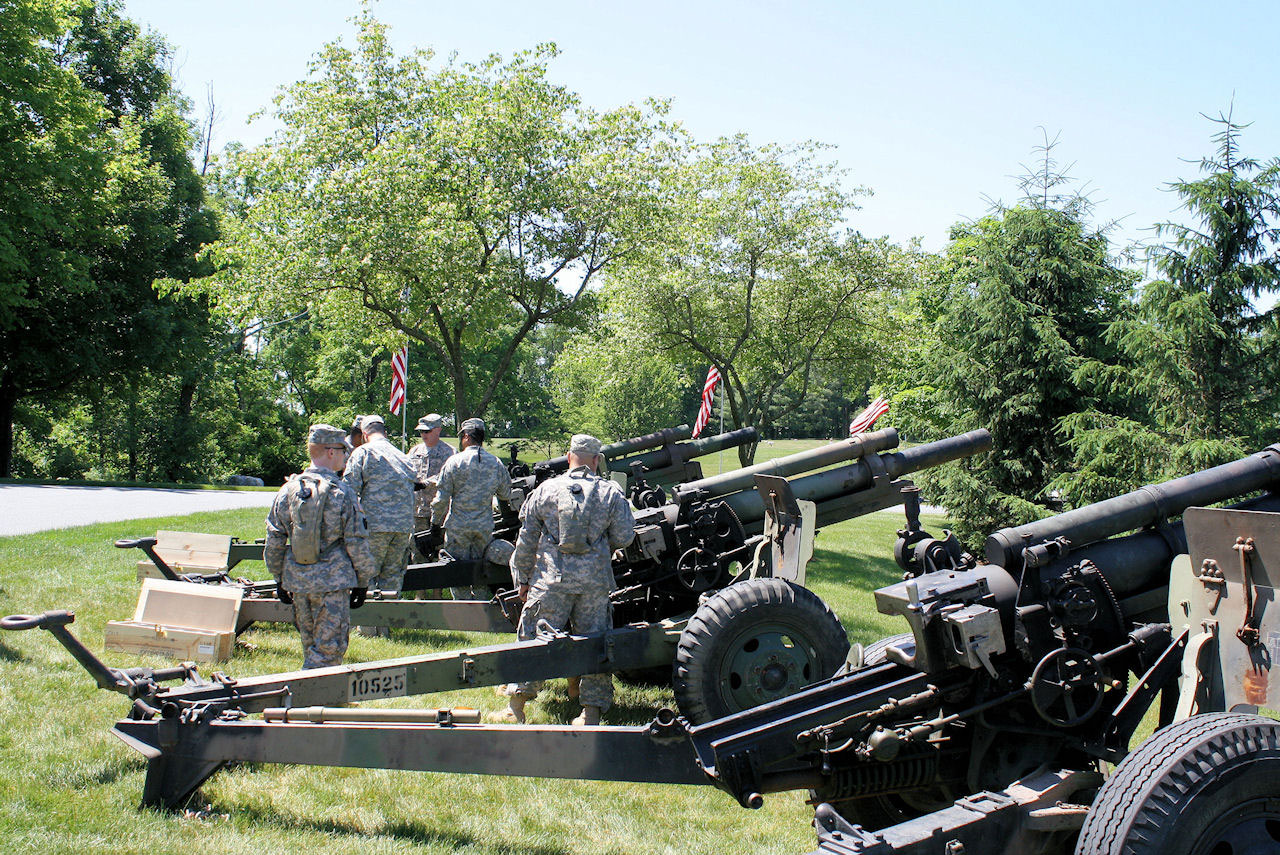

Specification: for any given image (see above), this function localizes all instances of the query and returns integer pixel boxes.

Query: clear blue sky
[123,0,1279,259]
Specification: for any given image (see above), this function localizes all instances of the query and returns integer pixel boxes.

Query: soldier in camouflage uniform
[408,412,454,563]
[348,415,367,450]
[430,417,513,600]
[264,424,377,669]
[498,433,636,725]
[342,413,417,636]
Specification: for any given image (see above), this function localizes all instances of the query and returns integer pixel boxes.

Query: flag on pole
[849,396,889,435]
[693,365,721,438]
[389,345,408,415]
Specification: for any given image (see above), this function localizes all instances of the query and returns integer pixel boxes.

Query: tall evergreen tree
[1057,113,1280,503]
[899,143,1135,543]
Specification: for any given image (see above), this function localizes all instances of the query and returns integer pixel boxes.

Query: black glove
[349,587,368,609]
[277,587,293,605]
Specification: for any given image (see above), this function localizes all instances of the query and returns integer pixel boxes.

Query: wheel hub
[760,661,789,692]
[722,628,813,709]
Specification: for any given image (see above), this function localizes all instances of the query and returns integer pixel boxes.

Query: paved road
[0,485,276,536]
[0,484,943,538]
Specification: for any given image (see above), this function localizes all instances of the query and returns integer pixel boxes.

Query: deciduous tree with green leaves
[551,328,685,441]
[1,0,217,478]
[193,12,676,423]
[611,135,907,465]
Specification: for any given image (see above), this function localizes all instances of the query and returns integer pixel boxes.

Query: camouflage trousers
[293,590,350,669]
[445,527,490,601]
[367,530,411,594]
[513,584,613,711]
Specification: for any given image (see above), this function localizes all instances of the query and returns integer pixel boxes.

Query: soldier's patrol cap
[350,415,365,433]
[570,434,603,456]
[459,417,485,435]
[416,413,444,431]
[309,424,353,450]
[362,414,386,430]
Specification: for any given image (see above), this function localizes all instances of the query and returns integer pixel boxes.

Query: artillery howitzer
[386,428,989,632]
[15,441,1280,854]
[466,424,763,580]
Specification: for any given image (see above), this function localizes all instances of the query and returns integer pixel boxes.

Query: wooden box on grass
[136,530,232,581]
[104,577,242,662]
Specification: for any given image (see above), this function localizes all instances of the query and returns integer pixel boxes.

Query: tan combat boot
[572,705,601,726]
[487,692,531,724]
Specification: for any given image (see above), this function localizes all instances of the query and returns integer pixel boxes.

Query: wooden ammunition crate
[105,577,242,662]
[136,530,232,581]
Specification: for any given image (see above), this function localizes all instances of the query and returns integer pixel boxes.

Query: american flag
[389,345,408,415]
[849,396,889,435]
[692,365,721,438]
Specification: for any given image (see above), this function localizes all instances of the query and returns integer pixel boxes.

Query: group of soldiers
[263,413,636,727]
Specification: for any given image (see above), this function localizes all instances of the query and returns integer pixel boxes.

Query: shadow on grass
[532,691,667,728]
[809,545,903,591]
[808,545,912,645]
[218,798,570,855]
[0,638,27,663]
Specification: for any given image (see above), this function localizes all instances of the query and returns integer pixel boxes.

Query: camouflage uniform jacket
[510,465,636,591]
[341,435,416,532]
[409,439,455,516]
[265,465,378,594]
[430,445,512,534]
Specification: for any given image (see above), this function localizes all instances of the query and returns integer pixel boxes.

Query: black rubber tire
[672,578,849,725]
[860,632,916,668]
[1075,712,1280,855]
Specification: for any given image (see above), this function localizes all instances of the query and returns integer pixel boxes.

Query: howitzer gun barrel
[721,429,992,524]
[612,427,759,473]
[672,428,901,504]
[986,442,1280,571]
[539,424,693,473]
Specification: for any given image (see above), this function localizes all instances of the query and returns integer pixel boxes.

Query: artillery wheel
[1075,712,1280,854]
[673,579,848,725]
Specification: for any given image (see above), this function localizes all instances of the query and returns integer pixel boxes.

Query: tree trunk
[0,373,17,478]
[165,377,197,482]
[363,353,384,408]
[126,380,139,482]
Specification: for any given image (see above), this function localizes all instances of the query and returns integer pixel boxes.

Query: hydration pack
[556,480,594,554]
[288,473,335,564]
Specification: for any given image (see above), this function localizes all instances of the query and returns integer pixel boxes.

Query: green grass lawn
[0,504,930,854]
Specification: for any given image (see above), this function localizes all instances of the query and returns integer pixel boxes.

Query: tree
[0,0,111,475]
[896,146,1135,543]
[611,135,906,464]
[192,12,676,424]
[0,0,218,477]
[551,328,685,441]
[1055,112,1280,502]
